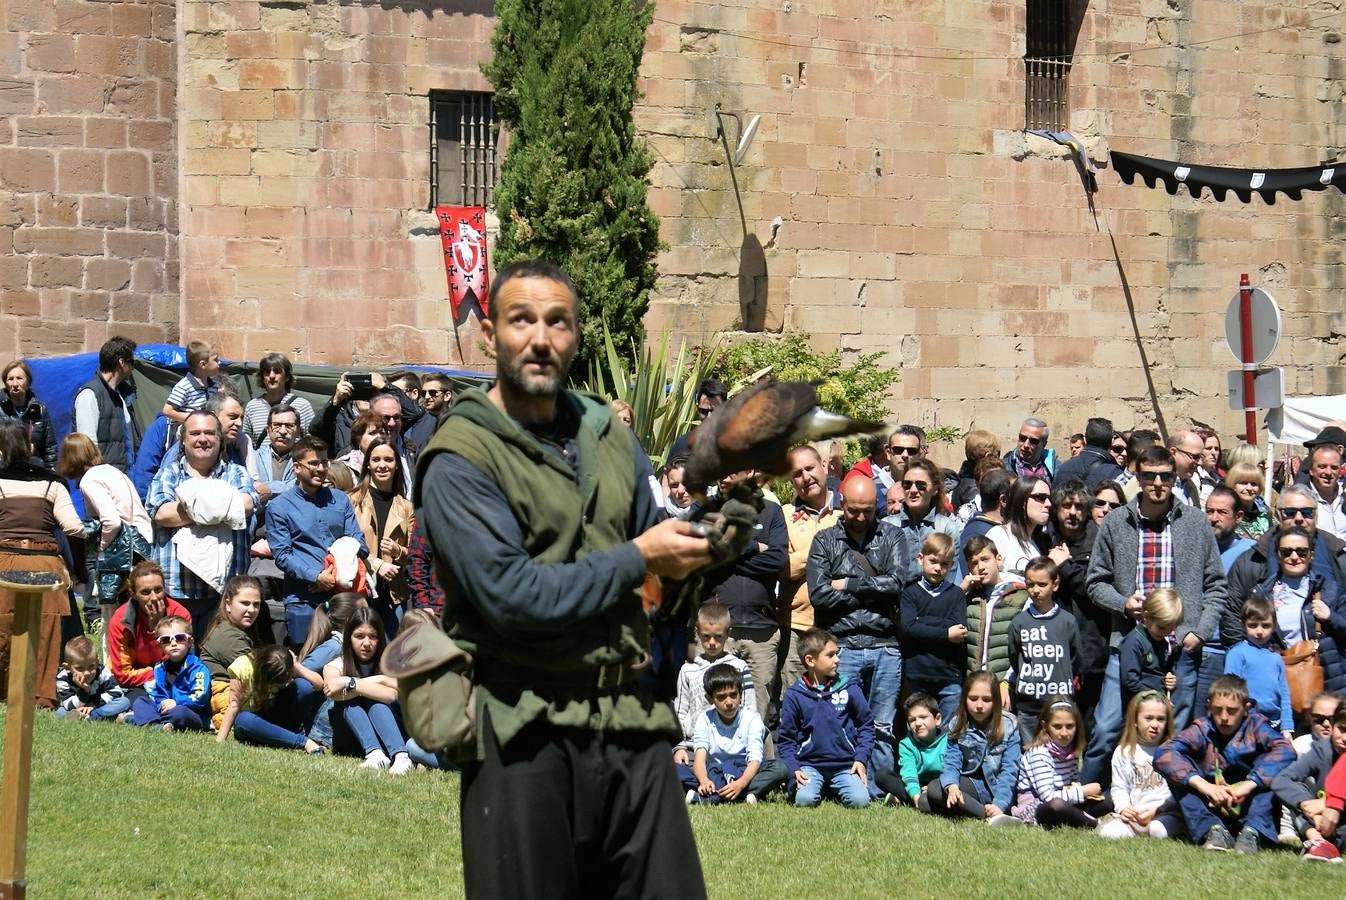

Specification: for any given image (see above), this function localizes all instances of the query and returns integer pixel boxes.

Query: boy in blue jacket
[131,615,212,731]
[778,627,874,808]
[1154,675,1295,853]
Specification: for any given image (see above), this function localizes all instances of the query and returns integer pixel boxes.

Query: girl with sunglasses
[1091,481,1126,527]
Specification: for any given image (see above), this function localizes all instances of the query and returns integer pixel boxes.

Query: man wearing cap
[1306,427,1346,540]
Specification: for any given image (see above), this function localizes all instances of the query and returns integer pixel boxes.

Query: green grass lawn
[0,708,1337,898]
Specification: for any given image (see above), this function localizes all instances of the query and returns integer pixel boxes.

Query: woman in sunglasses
[1226,461,1273,540]
[986,476,1061,577]
[1091,481,1126,527]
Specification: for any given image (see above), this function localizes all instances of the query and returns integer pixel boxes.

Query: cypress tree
[484,0,661,375]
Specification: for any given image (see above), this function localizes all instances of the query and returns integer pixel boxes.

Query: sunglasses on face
[901,480,931,490]
[1059,500,1086,510]
[1277,546,1312,560]
[156,632,191,646]
[423,389,444,397]
[1136,470,1177,484]
[1028,492,1052,503]
[1311,713,1335,726]
[889,446,918,456]
[1094,498,1122,510]
[1279,507,1315,520]
[1018,434,1042,446]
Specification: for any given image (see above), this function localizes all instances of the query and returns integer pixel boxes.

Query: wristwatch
[345,676,357,693]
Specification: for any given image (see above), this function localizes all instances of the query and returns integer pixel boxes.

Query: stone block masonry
[0,0,178,360]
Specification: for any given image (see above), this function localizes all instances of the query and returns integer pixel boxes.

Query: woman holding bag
[56,433,153,608]
[1249,526,1346,713]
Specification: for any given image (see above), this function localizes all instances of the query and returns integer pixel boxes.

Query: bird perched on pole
[684,378,884,495]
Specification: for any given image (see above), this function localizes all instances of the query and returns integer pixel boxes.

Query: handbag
[1281,637,1323,715]
[94,523,152,601]
[381,608,476,762]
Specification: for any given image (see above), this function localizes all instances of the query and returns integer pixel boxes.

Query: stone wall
[0,0,178,360]
[638,0,1346,444]
[177,0,495,366]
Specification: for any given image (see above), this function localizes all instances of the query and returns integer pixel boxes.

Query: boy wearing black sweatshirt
[900,532,967,723]
[1007,556,1083,743]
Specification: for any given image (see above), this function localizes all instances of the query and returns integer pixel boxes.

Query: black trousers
[461,713,707,900]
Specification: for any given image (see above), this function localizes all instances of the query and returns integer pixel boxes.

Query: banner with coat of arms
[435,206,490,326]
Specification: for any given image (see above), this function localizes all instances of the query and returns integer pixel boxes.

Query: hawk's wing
[716,381,821,455]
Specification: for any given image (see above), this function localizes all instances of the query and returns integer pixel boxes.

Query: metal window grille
[430,91,498,208]
[1024,0,1072,132]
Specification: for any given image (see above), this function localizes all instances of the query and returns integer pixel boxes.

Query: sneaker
[160,723,175,734]
[360,750,391,770]
[389,753,415,776]
[685,790,697,805]
[1202,824,1234,852]
[1302,839,1343,863]
[1234,828,1261,855]
[882,793,899,807]
[744,793,758,805]
[987,813,1024,828]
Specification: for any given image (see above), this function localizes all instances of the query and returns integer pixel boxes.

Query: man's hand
[948,624,967,643]
[369,372,387,390]
[1164,672,1177,691]
[633,519,714,578]
[1048,544,1071,565]
[831,578,848,591]
[851,760,867,786]
[255,482,273,502]
[1181,632,1203,652]
[1125,591,1144,621]
[314,564,338,591]
[672,747,690,766]
[794,769,810,787]
[333,374,354,407]
[158,699,176,714]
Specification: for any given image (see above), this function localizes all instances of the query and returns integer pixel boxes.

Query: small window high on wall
[430,91,499,208]
[1024,0,1079,132]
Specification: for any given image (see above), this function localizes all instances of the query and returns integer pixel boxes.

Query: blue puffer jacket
[940,711,1022,811]
[1250,569,1346,695]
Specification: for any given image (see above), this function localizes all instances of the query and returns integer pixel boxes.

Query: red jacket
[107,598,192,687]
[1326,750,1346,811]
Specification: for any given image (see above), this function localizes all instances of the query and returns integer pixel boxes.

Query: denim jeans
[1081,650,1122,785]
[793,764,870,808]
[233,680,318,750]
[310,697,335,747]
[676,756,788,803]
[130,695,209,730]
[838,645,901,794]
[341,698,408,757]
[1169,646,1201,731]
[1173,781,1276,843]
[1195,646,1225,717]
[905,678,962,726]
[55,695,130,721]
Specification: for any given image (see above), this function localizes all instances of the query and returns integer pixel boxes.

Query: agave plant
[582,324,720,469]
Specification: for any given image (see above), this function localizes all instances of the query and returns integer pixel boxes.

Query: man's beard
[499,349,570,398]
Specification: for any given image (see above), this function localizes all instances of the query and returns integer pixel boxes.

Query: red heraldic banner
[435,206,490,325]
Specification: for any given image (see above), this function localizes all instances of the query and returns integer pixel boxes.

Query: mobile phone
[348,373,375,400]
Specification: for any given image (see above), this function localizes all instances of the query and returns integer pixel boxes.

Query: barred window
[430,91,499,208]
[1024,0,1077,132]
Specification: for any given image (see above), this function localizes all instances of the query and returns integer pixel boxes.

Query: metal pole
[1239,273,1257,442]
[0,587,43,900]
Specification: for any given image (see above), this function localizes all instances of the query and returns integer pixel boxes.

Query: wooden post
[0,581,56,900]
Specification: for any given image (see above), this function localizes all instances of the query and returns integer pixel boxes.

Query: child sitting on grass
[673,603,756,769]
[778,627,874,809]
[1012,696,1112,828]
[1224,595,1295,738]
[198,575,267,730]
[1154,675,1295,853]
[1118,587,1182,714]
[130,615,211,732]
[55,636,130,722]
[1099,691,1181,839]
[1272,705,1346,862]
[900,533,967,723]
[875,693,947,809]
[217,644,326,754]
[931,671,1022,825]
[677,664,785,805]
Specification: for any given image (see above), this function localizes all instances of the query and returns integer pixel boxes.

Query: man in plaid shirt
[146,410,259,640]
[1080,445,1229,784]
